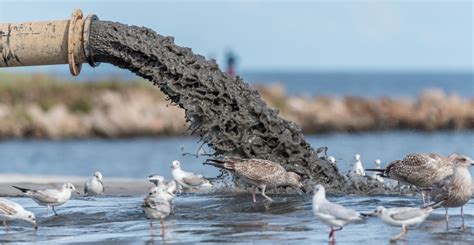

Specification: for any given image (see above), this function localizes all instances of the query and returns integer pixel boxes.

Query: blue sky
[0,0,472,72]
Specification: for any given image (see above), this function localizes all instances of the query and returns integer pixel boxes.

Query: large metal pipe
[0,9,98,76]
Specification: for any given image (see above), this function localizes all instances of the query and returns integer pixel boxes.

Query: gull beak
[75,191,81,195]
[366,210,378,217]
[299,183,307,193]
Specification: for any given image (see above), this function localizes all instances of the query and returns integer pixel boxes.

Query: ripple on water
[0,195,472,244]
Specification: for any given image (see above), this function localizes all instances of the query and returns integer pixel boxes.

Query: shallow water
[1,194,473,244]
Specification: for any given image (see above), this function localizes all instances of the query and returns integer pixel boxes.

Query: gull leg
[160,218,165,240]
[52,206,58,216]
[421,191,426,206]
[445,207,449,230]
[150,221,154,239]
[261,186,273,202]
[45,206,48,216]
[328,225,334,242]
[460,206,466,230]
[390,225,406,242]
[3,220,9,231]
[252,186,257,203]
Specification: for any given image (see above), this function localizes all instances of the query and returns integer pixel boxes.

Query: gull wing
[99,179,105,193]
[84,181,90,194]
[390,207,429,221]
[0,198,18,216]
[182,175,208,186]
[318,201,361,221]
[234,159,287,182]
[430,175,454,202]
[143,197,171,213]
[32,189,62,203]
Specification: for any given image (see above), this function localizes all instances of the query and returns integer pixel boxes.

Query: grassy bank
[0,72,472,139]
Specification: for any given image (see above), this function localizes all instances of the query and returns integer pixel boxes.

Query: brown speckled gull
[430,155,473,230]
[366,153,456,204]
[204,157,303,202]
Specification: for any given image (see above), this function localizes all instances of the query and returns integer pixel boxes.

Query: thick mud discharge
[89,20,354,192]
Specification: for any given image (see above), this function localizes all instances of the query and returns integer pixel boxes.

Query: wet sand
[0,174,151,197]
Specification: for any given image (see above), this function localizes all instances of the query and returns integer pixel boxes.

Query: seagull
[205,157,303,202]
[0,198,37,230]
[327,156,336,164]
[366,153,455,205]
[148,175,166,187]
[171,160,212,190]
[148,185,175,203]
[142,190,171,239]
[148,174,180,194]
[373,205,434,242]
[12,183,80,216]
[312,184,363,243]
[84,171,105,196]
[352,154,365,176]
[429,155,473,229]
[371,159,384,183]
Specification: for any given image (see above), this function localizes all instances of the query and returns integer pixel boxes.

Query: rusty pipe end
[68,9,99,76]
[83,14,100,68]
[0,9,98,76]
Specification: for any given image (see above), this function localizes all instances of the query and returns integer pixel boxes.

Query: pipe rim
[83,14,100,68]
[68,9,83,76]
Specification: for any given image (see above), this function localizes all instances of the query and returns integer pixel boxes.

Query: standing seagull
[12,183,79,216]
[205,157,303,202]
[352,154,365,176]
[373,205,434,242]
[371,159,384,183]
[312,184,363,243]
[84,171,105,196]
[142,188,171,239]
[429,155,473,229]
[366,153,455,204]
[171,160,212,190]
[0,198,37,230]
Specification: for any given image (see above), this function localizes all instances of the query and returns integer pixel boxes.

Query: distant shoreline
[0,73,472,139]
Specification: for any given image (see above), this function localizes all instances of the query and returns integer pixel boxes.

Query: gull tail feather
[424,199,445,209]
[204,159,236,171]
[11,185,32,193]
[365,169,388,177]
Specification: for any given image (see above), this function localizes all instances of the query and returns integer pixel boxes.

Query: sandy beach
[0,174,151,196]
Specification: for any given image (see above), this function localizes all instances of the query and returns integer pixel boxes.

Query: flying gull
[205,157,303,202]
[12,183,80,216]
[312,184,364,243]
[0,197,37,230]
